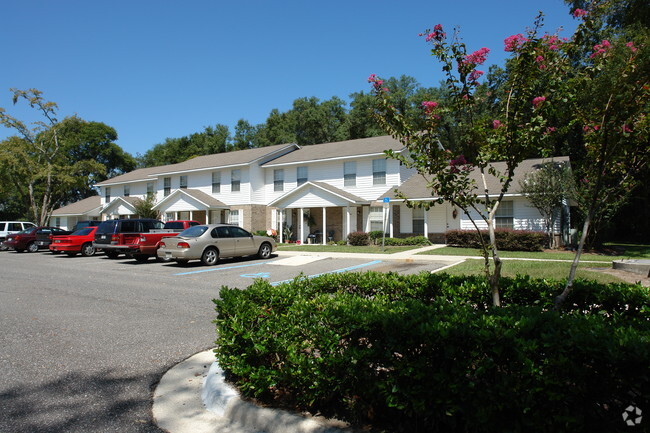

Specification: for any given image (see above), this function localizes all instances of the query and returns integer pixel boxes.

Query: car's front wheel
[81,243,95,257]
[201,247,219,266]
[257,242,272,259]
[27,242,38,253]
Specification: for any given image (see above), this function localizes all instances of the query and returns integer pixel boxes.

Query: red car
[3,226,68,253]
[50,227,98,257]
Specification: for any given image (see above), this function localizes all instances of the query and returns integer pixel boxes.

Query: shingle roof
[52,196,102,216]
[96,143,299,186]
[262,136,406,167]
[95,166,164,186]
[268,181,368,207]
[153,143,298,175]
[380,156,571,200]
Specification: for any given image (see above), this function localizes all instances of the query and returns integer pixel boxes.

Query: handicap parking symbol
[241,272,271,279]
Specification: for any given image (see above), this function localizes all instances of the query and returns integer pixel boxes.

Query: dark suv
[93,219,164,259]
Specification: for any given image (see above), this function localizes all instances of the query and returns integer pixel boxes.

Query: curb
[153,350,349,433]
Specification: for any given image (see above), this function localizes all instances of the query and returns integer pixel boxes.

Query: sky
[1,0,581,157]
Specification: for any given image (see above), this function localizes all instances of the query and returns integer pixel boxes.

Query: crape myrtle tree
[555,5,649,305]
[370,16,565,306]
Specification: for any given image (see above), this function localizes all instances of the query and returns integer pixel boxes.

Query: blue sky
[1,0,580,157]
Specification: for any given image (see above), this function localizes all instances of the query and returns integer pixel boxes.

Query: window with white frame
[369,206,385,232]
[274,169,284,192]
[147,182,154,195]
[165,212,174,221]
[344,161,356,187]
[163,177,171,196]
[180,175,188,189]
[412,207,425,234]
[212,171,221,194]
[231,169,241,192]
[297,166,308,186]
[123,185,130,197]
[228,209,241,226]
[372,159,386,186]
[495,200,514,229]
[105,187,111,202]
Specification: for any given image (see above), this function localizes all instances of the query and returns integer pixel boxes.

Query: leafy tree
[233,119,263,150]
[519,161,575,248]
[0,89,107,225]
[133,193,159,219]
[371,16,565,306]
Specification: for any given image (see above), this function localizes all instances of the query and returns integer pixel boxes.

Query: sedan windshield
[178,225,208,238]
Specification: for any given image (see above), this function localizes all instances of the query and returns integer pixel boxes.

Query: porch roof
[152,188,229,211]
[52,196,102,217]
[101,196,139,214]
[269,181,367,208]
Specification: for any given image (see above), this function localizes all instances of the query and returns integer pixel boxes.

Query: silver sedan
[157,224,276,266]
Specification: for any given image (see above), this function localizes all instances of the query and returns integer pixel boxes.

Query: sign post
[382,197,390,252]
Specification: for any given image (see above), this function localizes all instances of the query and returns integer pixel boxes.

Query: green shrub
[446,229,548,251]
[384,236,432,246]
[368,230,385,244]
[347,231,370,246]
[213,273,650,432]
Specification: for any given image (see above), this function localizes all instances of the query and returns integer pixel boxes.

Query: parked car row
[1,219,277,266]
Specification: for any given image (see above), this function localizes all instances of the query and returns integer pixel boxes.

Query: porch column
[279,209,284,243]
[346,205,351,240]
[424,208,429,237]
[299,207,305,244]
[322,207,327,245]
[190,211,194,222]
[389,205,394,238]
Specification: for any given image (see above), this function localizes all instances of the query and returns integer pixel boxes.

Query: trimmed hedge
[384,235,431,246]
[214,272,649,432]
[446,229,549,251]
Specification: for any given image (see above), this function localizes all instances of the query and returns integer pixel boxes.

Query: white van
[0,221,37,250]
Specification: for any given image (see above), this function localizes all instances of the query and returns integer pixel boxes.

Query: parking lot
[0,249,447,432]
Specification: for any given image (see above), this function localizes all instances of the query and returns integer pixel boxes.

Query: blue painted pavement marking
[270,260,382,286]
[174,261,272,276]
[241,272,271,279]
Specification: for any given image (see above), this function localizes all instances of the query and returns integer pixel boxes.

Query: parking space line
[270,260,382,286]
[174,260,274,276]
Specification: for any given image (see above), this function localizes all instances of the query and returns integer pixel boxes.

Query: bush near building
[446,229,549,251]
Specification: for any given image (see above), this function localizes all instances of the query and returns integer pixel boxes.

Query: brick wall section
[238,204,267,232]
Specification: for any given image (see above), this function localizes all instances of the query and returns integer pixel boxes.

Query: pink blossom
[535,55,546,69]
[622,124,632,133]
[421,101,439,111]
[468,69,484,82]
[449,155,468,173]
[573,8,587,18]
[368,74,385,92]
[492,119,503,129]
[424,24,446,43]
[544,126,556,135]
[532,96,546,108]
[463,47,490,65]
[542,34,561,51]
[504,34,527,52]
[626,41,638,52]
[590,40,612,58]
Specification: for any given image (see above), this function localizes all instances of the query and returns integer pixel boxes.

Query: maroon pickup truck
[93,219,199,262]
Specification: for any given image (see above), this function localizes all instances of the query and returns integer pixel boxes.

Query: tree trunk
[487,219,502,307]
[555,213,591,307]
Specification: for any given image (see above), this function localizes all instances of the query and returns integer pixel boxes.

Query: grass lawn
[276,244,419,254]
[418,245,650,262]
[441,259,627,284]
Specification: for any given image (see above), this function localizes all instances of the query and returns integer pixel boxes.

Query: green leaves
[213,272,649,431]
